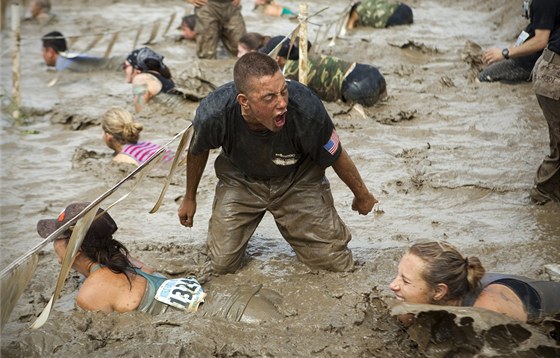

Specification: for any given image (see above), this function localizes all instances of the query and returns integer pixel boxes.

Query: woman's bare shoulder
[132,73,161,87]
[113,153,139,165]
[77,271,119,312]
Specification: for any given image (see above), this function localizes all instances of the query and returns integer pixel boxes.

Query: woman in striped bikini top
[101,107,174,166]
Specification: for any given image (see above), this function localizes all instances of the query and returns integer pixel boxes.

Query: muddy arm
[178,149,210,227]
[331,148,377,215]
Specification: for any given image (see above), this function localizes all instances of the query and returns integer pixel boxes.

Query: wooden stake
[298,3,308,85]
[104,32,119,59]
[11,2,21,117]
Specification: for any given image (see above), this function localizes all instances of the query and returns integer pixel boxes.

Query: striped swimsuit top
[121,141,174,165]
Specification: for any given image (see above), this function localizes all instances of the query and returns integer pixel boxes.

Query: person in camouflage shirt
[260,36,387,107]
[346,0,413,30]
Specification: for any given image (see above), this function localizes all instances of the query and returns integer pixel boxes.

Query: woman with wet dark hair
[36,202,194,314]
[37,202,283,320]
[390,241,560,323]
[237,32,271,58]
[122,47,179,112]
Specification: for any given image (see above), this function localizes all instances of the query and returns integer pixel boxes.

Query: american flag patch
[323,129,340,155]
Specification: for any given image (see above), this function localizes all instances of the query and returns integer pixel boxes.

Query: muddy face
[389,252,434,304]
[238,70,288,132]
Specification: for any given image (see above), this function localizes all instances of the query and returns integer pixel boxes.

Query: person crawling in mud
[237,32,271,59]
[180,14,197,41]
[390,241,560,324]
[253,0,296,18]
[346,0,413,30]
[178,52,378,274]
[36,202,283,321]
[123,47,199,113]
[101,107,175,166]
[260,35,387,107]
[41,31,124,72]
[28,0,56,25]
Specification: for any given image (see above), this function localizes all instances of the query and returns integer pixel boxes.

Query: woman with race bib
[36,202,283,320]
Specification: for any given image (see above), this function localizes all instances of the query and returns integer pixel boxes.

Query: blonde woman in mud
[101,107,174,166]
[390,241,560,324]
[37,202,283,320]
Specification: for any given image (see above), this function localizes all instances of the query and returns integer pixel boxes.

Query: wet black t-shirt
[538,0,560,54]
[515,0,560,69]
[190,80,342,179]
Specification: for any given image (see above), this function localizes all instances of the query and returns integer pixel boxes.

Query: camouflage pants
[478,59,531,83]
[207,154,354,274]
[195,0,246,59]
[532,50,560,201]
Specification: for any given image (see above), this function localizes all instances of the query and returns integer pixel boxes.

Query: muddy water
[1,0,559,357]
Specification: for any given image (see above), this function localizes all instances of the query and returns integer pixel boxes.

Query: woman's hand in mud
[482,48,505,65]
[351,191,378,215]
[178,196,197,227]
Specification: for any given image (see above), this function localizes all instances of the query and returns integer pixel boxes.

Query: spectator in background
[529,0,560,203]
[186,0,246,59]
[478,0,551,83]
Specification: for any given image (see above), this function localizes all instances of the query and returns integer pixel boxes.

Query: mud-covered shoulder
[286,79,332,127]
[193,81,238,125]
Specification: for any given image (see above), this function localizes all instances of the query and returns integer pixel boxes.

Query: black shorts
[341,63,386,107]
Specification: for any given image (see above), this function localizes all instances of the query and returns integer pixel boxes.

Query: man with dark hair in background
[41,31,124,72]
[180,14,197,41]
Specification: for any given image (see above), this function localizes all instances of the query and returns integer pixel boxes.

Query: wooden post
[298,3,308,85]
[11,2,21,118]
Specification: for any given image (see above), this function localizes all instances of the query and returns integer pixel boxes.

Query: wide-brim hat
[36,202,118,240]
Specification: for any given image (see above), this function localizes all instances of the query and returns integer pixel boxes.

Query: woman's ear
[433,283,449,301]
